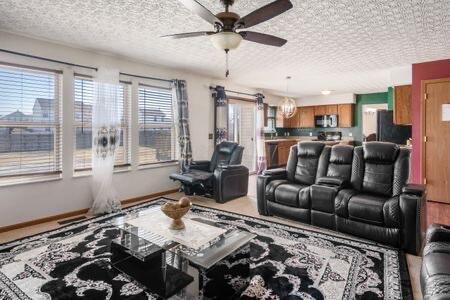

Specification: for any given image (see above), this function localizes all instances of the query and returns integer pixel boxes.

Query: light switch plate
[442,104,450,121]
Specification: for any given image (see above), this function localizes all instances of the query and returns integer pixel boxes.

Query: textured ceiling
[0,0,449,96]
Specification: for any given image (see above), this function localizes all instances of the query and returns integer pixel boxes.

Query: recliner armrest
[317,176,347,188]
[426,223,450,243]
[190,160,210,171]
[216,164,246,171]
[402,184,426,196]
[400,190,427,255]
[263,168,287,177]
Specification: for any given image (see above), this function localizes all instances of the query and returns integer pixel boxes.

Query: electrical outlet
[208,133,213,139]
[309,132,312,136]
[349,133,353,137]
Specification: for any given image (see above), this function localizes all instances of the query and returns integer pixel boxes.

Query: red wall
[411,59,450,183]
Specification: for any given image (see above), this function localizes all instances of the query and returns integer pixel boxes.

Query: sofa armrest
[426,223,450,244]
[263,168,287,177]
[257,169,287,215]
[213,165,249,203]
[402,184,426,196]
[400,190,427,255]
[190,160,210,171]
[317,176,347,188]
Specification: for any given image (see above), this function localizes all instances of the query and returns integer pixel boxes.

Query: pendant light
[279,76,296,119]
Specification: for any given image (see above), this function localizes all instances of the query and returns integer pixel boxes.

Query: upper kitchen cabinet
[299,106,315,128]
[325,105,338,115]
[314,105,326,116]
[393,85,412,125]
[338,104,354,127]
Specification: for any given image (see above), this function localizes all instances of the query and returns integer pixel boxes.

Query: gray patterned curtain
[173,80,192,172]
[212,86,228,144]
[255,93,267,174]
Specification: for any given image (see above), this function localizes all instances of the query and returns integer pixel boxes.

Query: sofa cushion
[363,142,399,163]
[422,253,450,278]
[327,145,353,180]
[274,183,309,208]
[348,193,388,226]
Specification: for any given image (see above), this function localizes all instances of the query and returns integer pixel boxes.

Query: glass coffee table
[109,203,256,299]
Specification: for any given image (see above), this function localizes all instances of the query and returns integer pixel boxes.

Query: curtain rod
[209,86,257,97]
[0,49,173,83]
[0,48,98,71]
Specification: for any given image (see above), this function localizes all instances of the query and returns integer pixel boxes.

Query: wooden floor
[1,175,442,300]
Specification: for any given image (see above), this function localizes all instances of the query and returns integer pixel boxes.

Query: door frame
[228,97,257,174]
[421,77,450,187]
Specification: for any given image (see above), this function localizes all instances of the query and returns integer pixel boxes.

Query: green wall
[353,92,389,143]
[387,87,394,110]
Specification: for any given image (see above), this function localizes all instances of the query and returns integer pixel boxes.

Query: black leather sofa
[257,141,426,255]
[170,141,249,203]
[421,224,450,299]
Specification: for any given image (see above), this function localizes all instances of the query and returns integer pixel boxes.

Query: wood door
[394,85,412,125]
[326,105,338,115]
[338,104,354,127]
[424,78,450,204]
[314,105,326,116]
[299,106,315,128]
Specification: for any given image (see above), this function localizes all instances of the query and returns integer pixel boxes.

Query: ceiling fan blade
[240,31,287,47]
[161,31,215,39]
[178,0,223,26]
[236,0,293,29]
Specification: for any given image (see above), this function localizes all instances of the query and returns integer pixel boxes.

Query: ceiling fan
[162,0,293,76]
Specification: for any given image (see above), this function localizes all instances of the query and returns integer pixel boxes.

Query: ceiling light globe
[279,97,297,119]
[210,32,243,50]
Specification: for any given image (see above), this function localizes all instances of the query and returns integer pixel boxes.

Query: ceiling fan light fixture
[321,90,332,95]
[209,32,243,50]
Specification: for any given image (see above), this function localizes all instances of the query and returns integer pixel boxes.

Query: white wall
[0,32,274,227]
[296,93,356,106]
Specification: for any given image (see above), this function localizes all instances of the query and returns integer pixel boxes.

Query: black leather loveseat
[170,141,249,203]
[257,141,426,255]
[421,224,450,299]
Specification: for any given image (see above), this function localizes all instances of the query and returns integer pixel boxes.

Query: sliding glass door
[228,99,256,173]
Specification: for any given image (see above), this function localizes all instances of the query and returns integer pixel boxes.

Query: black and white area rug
[0,198,412,299]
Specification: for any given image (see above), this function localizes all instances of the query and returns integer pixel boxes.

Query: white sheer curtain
[89,68,121,215]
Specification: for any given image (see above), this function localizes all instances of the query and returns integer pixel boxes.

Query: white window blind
[138,84,176,165]
[0,64,62,181]
[73,76,131,171]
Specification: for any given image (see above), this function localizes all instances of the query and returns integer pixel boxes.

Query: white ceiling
[1,0,449,96]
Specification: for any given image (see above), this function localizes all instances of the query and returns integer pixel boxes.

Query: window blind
[138,84,176,165]
[0,64,62,180]
[73,76,131,171]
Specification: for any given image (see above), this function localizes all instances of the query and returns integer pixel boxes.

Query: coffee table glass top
[109,204,256,269]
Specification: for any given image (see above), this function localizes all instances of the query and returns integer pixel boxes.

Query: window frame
[73,75,132,173]
[137,83,177,166]
[0,63,63,185]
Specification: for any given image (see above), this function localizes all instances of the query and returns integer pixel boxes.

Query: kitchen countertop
[264,136,354,143]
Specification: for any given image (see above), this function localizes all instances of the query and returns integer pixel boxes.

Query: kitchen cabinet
[299,106,315,128]
[277,140,297,166]
[338,104,354,127]
[314,105,326,116]
[326,105,338,115]
[287,108,301,128]
[394,85,412,125]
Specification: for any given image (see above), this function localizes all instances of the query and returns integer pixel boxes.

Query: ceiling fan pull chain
[225,49,230,77]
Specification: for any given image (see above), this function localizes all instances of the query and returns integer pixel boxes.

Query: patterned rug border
[0,197,413,299]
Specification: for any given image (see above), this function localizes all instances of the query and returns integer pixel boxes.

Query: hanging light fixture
[279,76,296,119]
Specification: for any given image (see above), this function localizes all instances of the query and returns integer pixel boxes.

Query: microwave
[315,115,338,128]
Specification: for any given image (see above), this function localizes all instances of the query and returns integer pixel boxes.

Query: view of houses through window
[0,65,62,180]
[0,63,177,183]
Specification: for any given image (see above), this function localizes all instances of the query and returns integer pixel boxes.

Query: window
[73,76,131,171]
[0,64,62,182]
[138,84,176,165]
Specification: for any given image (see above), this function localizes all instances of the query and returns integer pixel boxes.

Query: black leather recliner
[257,141,426,255]
[421,224,450,299]
[170,141,249,203]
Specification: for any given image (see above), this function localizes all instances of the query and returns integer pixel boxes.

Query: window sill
[73,166,132,178]
[0,173,62,188]
[138,161,179,170]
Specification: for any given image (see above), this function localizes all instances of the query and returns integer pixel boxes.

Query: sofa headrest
[363,142,399,163]
[330,145,354,164]
[297,142,325,158]
[217,141,238,155]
